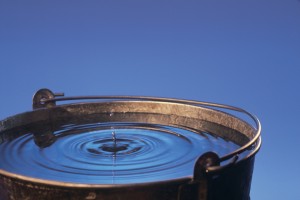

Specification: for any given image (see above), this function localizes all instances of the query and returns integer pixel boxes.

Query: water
[0,122,242,184]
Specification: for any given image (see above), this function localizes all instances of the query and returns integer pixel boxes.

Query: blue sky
[0,1,300,199]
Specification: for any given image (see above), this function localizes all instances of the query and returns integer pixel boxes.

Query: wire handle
[32,88,261,174]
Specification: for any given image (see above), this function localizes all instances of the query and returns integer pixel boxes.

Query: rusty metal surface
[1,101,256,146]
[0,175,185,200]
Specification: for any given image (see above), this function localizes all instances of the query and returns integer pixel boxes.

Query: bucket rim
[0,90,261,188]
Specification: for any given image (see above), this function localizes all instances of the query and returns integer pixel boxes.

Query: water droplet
[112,131,117,147]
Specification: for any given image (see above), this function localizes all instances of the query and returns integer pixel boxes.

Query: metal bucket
[0,89,261,200]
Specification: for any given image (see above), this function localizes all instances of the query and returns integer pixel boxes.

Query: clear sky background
[0,1,299,199]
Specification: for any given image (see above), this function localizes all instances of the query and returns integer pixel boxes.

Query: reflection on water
[0,122,242,184]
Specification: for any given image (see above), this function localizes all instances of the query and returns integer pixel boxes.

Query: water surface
[0,122,241,184]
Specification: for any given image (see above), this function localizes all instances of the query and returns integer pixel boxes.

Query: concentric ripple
[0,122,241,184]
